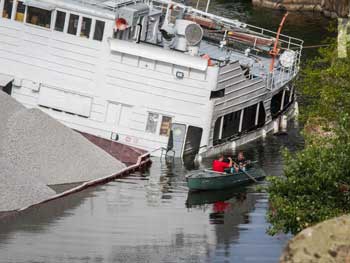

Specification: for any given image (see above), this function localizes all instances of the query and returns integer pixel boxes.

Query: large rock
[280,215,350,263]
[323,0,349,18]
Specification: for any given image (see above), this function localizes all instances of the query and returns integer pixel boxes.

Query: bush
[267,39,350,235]
[268,119,350,235]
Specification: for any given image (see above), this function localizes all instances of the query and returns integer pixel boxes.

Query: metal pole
[205,0,210,13]
[196,0,199,9]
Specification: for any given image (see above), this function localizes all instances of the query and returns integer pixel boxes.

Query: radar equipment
[174,20,203,55]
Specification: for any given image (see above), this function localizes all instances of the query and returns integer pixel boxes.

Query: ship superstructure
[0,0,303,157]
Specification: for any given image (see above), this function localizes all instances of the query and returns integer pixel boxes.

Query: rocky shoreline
[252,0,349,18]
[280,215,350,262]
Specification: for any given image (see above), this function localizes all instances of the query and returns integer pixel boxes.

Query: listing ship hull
[0,0,303,158]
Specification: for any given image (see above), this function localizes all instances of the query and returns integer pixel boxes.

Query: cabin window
[160,116,172,136]
[241,104,258,133]
[15,1,25,22]
[222,110,241,140]
[2,0,13,19]
[80,17,91,38]
[145,112,159,134]
[271,90,284,118]
[257,102,266,128]
[26,6,51,28]
[283,87,292,109]
[93,20,105,41]
[213,117,222,145]
[210,89,225,99]
[54,11,66,32]
[145,112,172,136]
[67,13,79,35]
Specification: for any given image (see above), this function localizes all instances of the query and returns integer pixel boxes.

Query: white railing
[73,0,303,90]
[267,49,301,90]
[71,0,143,11]
[148,0,303,90]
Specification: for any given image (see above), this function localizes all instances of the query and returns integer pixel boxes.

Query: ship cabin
[0,0,303,157]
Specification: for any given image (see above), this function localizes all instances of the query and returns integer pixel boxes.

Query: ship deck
[199,41,294,89]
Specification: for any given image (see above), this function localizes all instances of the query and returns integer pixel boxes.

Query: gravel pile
[0,92,24,143]
[0,158,56,212]
[0,92,126,211]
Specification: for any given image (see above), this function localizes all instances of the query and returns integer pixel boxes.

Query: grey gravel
[0,92,126,211]
[0,158,56,212]
[0,91,24,145]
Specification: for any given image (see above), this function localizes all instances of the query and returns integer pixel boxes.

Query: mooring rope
[300,44,332,49]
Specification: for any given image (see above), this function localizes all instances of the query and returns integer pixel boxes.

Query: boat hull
[187,168,265,191]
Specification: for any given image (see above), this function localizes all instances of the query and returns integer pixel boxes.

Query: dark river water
[0,122,303,263]
[0,1,333,263]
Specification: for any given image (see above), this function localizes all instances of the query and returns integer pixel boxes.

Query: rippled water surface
[0,122,303,263]
[0,1,333,262]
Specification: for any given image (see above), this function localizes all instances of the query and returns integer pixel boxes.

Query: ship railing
[75,0,144,12]
[147,0,303,51]
[267,49,300,91]
[148,0,303,89]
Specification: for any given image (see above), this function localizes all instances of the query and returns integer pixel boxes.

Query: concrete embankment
[252,0,349,18]
[280,215,350,263]
[0,91,126,212]
[252,0,323,12]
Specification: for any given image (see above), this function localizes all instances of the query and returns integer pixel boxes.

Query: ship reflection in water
[186,187,283,262]
[0,122,303,263]
[186,188,250,225]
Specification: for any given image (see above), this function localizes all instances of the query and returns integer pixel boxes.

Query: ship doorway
[169,123,186,157]
[0,74,14,95]
[106,102,132,139]
[183,126,203,157]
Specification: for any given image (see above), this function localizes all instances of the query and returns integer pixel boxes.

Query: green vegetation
[267,40,350,235]
[298,42,350,125]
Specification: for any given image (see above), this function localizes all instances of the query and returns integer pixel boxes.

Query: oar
[232,161,258,183]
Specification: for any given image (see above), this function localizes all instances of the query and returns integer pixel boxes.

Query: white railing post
[205,0,210,13]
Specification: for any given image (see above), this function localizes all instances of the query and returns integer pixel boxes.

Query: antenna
[269,12,289,72]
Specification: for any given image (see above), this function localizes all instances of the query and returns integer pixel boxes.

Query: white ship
[0,0,303,158]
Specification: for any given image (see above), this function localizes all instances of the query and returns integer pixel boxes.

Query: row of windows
[54,10,105,41]
[213,102,266,145]
[1,0,105,41]
[213,86,295,145]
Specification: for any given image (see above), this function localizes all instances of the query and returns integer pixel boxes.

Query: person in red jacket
[212,154,232,173]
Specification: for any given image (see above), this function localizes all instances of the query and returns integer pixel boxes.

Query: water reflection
[0,122,300,263]
[186,187,246,207]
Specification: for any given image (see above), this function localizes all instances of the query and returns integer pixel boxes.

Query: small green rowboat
[186,167,266,191]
